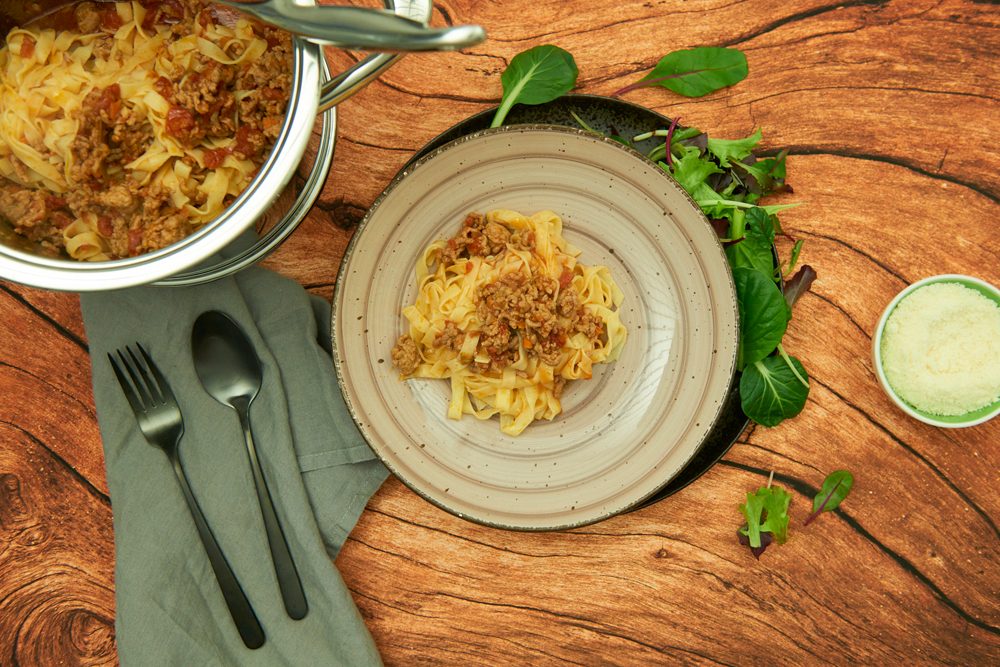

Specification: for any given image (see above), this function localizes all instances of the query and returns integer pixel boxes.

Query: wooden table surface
[3,0,1000,664]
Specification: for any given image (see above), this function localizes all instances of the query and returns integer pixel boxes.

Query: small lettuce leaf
[737,486,792,559]
[707,127,763,167]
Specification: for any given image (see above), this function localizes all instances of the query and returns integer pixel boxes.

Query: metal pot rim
[0,38,326,291]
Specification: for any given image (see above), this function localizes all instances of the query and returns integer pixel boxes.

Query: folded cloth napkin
[80,233,389,666]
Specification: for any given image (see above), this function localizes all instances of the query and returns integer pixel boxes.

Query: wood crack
[358,507,595,559]
[1,420,110,506]
[0,360,98,420]
[0,283,88,353]
[770,148,1000,205]
[717,460,1000,636]
[802,378,1000,545]
[722,0,892,47]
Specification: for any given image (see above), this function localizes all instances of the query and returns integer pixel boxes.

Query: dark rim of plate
[402,93,754,511]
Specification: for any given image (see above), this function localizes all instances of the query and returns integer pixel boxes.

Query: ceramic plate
[405,95,754,509]
[332,124,738,530]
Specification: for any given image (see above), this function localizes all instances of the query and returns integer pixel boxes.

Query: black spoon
[192,310,307,620]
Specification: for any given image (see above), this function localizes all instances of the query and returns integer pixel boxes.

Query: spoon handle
[169,455,266,648]
[240,413,308,620]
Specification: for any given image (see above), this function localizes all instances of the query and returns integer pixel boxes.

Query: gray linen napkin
[80,236,389,666]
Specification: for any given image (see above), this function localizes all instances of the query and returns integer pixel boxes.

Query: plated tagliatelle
[391,209,628,436]
[0,0,291,260]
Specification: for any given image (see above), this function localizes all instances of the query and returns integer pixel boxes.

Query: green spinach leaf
[740,355,810,427]
[732,267,788,368]
[491,45,578,128]
[745,206,775,248]
[725,208,774,277]
[614,47,748,98]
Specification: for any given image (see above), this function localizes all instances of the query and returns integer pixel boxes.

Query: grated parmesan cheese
[881,282,1000,415]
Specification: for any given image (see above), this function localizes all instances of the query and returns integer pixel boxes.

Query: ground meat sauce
[392,213,606,392]
[0,0,292,259]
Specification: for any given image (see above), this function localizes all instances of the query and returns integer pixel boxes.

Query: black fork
[109,344,265,649]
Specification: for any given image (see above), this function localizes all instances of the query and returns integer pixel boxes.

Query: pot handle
[317,0,434,113]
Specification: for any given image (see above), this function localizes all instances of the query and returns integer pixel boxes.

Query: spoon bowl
[192,310,308,620]
[192,312,263,412]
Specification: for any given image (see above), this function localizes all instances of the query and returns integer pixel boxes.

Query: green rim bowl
[872,274,1000,428]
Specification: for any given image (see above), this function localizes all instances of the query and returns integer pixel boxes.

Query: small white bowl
[872,274,1000,428]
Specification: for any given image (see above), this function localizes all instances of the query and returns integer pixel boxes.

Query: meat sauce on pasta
[0,0,292,260]
[391,210,628,436]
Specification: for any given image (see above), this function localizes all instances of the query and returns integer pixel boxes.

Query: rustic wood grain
[3,0,1000,664]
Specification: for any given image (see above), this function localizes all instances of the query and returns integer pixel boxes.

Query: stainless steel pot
[0,0,463,290]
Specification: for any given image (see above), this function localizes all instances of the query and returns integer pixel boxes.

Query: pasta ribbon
[0,0,282,259]
[392,209,628,436]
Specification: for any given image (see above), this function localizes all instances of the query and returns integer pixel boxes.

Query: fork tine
[118,347,153,409]
[136,342,174,404]
[109,352,146,417]
[126,345,162,405]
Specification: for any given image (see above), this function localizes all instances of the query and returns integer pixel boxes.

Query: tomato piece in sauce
[46,195,68,210]
[232,126,263,159]
[128,229,143,256]
[165,106,196,136]
[97,216,114,237]
[90,84,122,119]
[153,76,174,98]
[198,8,215,28]
[102,10,123,30]
[558,267,574,289]
[52,212,74,229]
[203,147,229,169]
[141,3,160,29]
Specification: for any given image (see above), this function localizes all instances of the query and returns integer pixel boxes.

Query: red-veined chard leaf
[614,47,748,98]
[804,471,854,526]
[737,529,774,560]
[784,265,817,309]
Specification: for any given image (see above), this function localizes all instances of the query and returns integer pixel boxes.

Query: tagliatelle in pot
[0,0,292,260]
[391,209,628,436]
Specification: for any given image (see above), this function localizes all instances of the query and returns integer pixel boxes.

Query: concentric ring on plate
[332,124,738,531]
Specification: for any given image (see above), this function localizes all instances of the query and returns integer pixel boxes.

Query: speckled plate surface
[332,123,739,530]
[406,95,754,510]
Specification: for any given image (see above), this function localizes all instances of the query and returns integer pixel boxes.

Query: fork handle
[170,457,266,649]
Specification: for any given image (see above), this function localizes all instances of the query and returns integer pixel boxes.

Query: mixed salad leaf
[488,45,843,566]
[737,485,792,559]
[737,471,854,560]
[491,45,816,428]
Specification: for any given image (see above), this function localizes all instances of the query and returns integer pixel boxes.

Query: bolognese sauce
[0,0,293,260]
